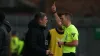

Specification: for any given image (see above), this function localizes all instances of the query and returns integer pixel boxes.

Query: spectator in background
[23,12,53,56]
[11,31,19,56]
[18,39,24,56]
[46,22,64,56]
[0,11,11,56]
[11,31,24,56]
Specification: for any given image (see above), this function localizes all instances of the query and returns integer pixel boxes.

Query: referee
[51,3,79,56]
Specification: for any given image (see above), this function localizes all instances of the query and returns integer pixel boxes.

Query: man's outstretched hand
[58,41,64,47]
[46,50,53,56]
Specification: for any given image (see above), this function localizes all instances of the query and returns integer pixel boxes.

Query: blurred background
[1,0,100,56]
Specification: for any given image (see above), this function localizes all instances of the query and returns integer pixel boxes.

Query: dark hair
[58,12,72,20]
[12,31,16,35]
[0,11,5,22]
[58,12,64,17]
[34,12,46,21]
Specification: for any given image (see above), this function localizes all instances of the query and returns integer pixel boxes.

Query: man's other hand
[49,51,53,56]
[46,50,50,55]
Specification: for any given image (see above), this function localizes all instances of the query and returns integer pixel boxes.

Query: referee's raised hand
[51,2,56,13]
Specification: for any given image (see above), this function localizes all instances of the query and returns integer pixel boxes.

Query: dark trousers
[12,53,18,56]
[63,53,75,56]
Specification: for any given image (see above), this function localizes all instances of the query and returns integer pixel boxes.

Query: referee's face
[60,15,68,26]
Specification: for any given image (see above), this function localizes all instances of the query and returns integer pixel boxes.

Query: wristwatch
[64,42,66,45]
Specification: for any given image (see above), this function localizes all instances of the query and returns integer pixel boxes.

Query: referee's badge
[71,33,76,37]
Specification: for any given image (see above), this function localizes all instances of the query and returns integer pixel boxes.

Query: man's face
[60,15,68,26]
[40,16,48,27]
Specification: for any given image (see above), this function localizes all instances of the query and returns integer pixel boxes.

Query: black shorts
[63,52,75,56]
